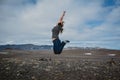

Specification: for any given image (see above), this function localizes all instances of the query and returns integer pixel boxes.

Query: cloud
[62,0,120,41]
[0,0,120,49]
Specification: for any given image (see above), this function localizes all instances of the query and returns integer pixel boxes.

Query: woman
[52,11,70,54]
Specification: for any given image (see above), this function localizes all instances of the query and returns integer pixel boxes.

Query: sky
[0,0,120,49]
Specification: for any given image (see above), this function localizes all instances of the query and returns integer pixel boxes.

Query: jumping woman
[52,11,70,54]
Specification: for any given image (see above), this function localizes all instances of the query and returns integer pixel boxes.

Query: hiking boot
[63,40,70,43]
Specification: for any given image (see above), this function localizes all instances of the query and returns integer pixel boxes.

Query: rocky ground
[0,49,120,80]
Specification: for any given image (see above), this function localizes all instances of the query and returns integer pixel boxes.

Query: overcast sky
[0,0,120,49]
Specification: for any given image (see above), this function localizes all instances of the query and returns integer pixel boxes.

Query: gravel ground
[0,49,120,80]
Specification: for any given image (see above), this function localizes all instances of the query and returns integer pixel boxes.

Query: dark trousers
[53,38,66,54]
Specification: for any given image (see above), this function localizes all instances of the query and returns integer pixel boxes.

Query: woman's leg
[58,41,66,54]
[53,38,61,54]
[53,38,66,54]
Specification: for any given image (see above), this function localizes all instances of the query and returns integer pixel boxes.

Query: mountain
[0,44,53,50]
[0,44,119,51]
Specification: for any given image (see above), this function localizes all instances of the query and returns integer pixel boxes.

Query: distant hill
[0,44,53,50]
[0,44,119,51]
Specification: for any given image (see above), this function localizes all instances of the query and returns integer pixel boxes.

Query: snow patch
[84,53,92,55]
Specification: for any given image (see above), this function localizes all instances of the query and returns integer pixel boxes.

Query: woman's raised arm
[58,11,66,23]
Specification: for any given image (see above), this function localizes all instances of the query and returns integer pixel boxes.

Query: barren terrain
[0,49,120,80]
